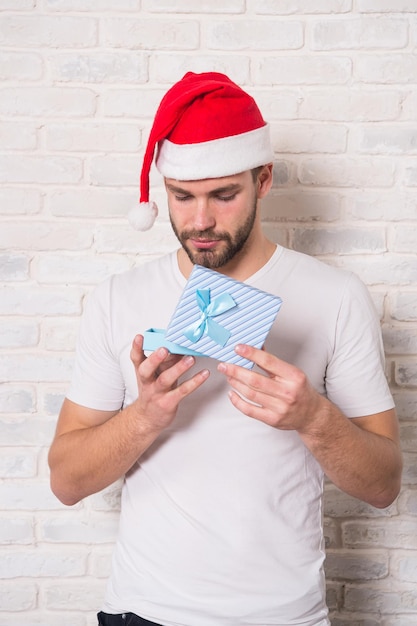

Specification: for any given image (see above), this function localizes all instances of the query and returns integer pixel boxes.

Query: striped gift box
[164,265,283,369]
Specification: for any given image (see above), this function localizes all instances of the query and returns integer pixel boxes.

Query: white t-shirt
[67,246,394,626]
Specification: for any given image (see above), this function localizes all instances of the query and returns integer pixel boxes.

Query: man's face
[166,171,258,270]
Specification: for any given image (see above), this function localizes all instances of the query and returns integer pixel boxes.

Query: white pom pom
[127,201,158,231]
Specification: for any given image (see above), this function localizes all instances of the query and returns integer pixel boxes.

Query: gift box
[154,264,282,369]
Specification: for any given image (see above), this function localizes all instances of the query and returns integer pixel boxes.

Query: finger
[130,334,146,369]
[234,344,293,378]
[171,367,210,400]
[227,389,277,426]
[156,354,199,389]
[139,346,172,382]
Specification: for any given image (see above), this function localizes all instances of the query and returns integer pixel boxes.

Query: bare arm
[217,344,402,509]
[48,335,210,506]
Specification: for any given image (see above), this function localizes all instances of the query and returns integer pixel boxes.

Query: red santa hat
[128,71,273,230]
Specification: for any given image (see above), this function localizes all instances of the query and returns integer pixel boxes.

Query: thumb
[130,334,146,370]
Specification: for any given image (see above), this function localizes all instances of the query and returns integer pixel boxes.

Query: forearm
[48,403,162,506]
[298,400,402,508]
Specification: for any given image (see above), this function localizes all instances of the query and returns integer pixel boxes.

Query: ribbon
[184,289,236,347]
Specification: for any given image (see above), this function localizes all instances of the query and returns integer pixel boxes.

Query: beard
[169,197,258,270]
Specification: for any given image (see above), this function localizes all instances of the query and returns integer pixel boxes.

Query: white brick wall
[0,2,416,625]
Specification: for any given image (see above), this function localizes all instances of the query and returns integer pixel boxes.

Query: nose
[193,198,216,231]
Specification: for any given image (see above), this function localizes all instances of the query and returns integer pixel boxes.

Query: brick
[392,390,417,419]
[0,156,82,184]
[325,581,342,611]
[45,580,106,611]
[0,615,88,626]
[325,549,389,581]
[392,225,417,253]
[35,254,130,285]
[391,293,417,321]
[45,0,140,9]
[41,515,119,543]
[344,582,417,612]
[0,582,37,611]
[103,17,199,50]
[0,417,56,446]
[0,121,37,150]
[0,517,34,545]
[358,0,417,11]
[48,188,136,218]
[0,51,42,81]
[0,188,42,215]
[207,20,303,50]
[101,87,167,117]
[254,56,352,85]
[0,354,74,383]
[0,385,35,413]
[144,0,244,11]
[400,90,417,120]
[292,226,386,256]
[94,222,178,254]
[0,320,39,348]
[401,489,417,514]
[343,520,417,549]
[41,318,79,351]
[0,15,97,47]
[404,161,417,186]
[150,54,250,85]
[0,449,37,478]
[382,326,417,355]
[0,482,64,510]
[0,223,92,251]
[89,548,113,578]
[88,481,122,511]
[41,389,66,416]
[261,191,341,222]
[0,253,30,281]
[300,89,400,121]
[0,549,87,578]
[311,18,408,50]
[400,423,417,452]
[46,122,141,152]
[396,360,417,387]
[249,90,300,120]
[254,0,351,13]
[402,451,417,485]
[0,0,35,7]
[356,54,417,84]
[0,87,96,117]
[271,123,347,153]
[89,154,138,186]
[299,157,395,187]
[323,518,340,549]
[330,616,380,626]
[51,51,147,84]
[355,125,417,154]
[0,286,83,316]
[346,191,417,221]
[331,255,417,286]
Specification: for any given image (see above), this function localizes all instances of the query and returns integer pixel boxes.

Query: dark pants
[97,612,164,626]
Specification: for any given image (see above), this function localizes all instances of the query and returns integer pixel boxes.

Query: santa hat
[128,71,273,230]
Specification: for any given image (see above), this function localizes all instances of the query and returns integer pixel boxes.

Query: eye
[175,194,192,202]
[216,193,237,202]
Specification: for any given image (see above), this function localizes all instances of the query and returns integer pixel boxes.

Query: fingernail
[157,347,168,358]
[217,362,227,373]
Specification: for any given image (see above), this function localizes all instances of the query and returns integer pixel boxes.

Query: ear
[257,163,273,199]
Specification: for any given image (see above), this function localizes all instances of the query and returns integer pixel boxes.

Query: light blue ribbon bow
[184,289,236,347]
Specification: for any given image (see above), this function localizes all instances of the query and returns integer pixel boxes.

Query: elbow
[49,472,83,507]
[369,471,403,510]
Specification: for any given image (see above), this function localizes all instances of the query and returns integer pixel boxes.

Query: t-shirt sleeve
[325,273,394,418]
[66,277,126,411]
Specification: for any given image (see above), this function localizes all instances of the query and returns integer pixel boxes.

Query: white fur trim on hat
[128,201,158,231]
[156,125,273,181]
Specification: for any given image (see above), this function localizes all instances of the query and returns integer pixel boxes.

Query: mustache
[182,229,231,241]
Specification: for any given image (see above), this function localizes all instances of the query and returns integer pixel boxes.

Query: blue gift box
[144,264,282,369]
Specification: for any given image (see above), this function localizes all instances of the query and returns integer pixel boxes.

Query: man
[48,72,402,626]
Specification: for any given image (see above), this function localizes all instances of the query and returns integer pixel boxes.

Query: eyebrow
[166,182,242,196]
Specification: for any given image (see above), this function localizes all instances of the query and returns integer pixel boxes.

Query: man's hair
[251,165,265,183]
